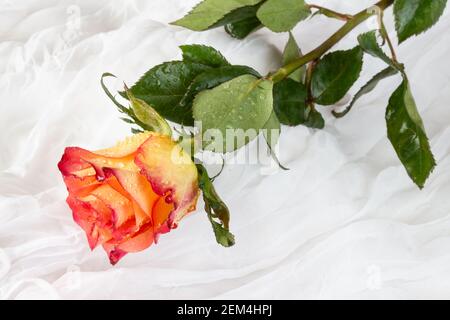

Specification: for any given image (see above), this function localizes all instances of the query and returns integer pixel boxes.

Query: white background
[1,0,450,299]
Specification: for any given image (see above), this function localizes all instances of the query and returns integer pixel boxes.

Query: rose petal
[63,175,101,196]
[135,134,199,230]
[102,245,127,266]
[102,226,153,265]
[152,196,174,236]
[117,227,154,253]
[66,196,99,249]
[96,132,153,158]
[110,169,160,224]
[90,184,134,228]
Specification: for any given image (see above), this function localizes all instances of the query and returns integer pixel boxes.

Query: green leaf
[193,74,274,153]
[225,14,262,39]
[386,78,436,189]
[210,3,261,27]
[311,47,363,106]
[273,78,306,126]
[357,31,402,70]
[125,61,211,126]
[197,164,235,247]
[333,66,398,118]
[172,0,264,31]
[304,104,325,129]
[205,3,263,39]
[180,65,261,110]
[273,78,324,129]
[180,44,229,67]
[282,32,301,66]
[176,2,263,38]
[273,78,308,126]
[282,32,305,83]
[257,0,311,32]
[394,0,447,43]
[209,219,236,247]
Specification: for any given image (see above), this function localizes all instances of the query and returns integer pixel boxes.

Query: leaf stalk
[308,4,354,22]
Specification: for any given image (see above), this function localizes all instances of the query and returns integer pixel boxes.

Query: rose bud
[58,132,199,265]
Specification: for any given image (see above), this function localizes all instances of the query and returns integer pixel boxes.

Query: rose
[58,132,199,265]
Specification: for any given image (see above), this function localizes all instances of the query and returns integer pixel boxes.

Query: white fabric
[1,0,450,300]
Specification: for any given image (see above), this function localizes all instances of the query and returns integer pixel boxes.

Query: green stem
[269,0,395,83]
[378,11,398,62]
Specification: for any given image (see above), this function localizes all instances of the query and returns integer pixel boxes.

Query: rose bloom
[58,132,199,264]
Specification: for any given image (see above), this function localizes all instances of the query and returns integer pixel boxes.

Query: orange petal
[102,226,153,265]
[63,175,101,197]
[110,168,159,226]
[78,195,113,231]
[90,184,134,228]
[117,226,154,253]
[66,196,99,249]
[152,196,174,236]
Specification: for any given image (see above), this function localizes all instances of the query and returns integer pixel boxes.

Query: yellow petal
[135,133,199,229]
[96,131,154,158]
